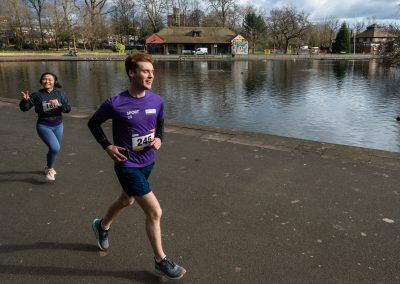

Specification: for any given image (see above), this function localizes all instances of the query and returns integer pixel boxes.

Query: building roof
[357,24,396,39]
[155,27,237,44]
[146,33,165,45]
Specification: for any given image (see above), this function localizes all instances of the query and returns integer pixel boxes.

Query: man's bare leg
[102,192,135,230]
[134,191,165,260]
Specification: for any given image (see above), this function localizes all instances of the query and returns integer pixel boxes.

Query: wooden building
[146,27,247,55]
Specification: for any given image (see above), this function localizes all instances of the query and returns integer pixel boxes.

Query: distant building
[0,16,12,47]
[168,8,185,27]
[145,27,247,55]
[355,24,397,54]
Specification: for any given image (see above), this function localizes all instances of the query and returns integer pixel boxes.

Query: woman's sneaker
[45,167,57,181]
[92,218,109,250]
[155,256,186,280]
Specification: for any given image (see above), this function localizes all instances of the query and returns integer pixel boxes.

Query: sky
[248,0,400,25]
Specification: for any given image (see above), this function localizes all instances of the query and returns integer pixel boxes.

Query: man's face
[129,61,154,90]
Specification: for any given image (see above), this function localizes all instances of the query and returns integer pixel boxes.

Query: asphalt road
[1,100,399,283]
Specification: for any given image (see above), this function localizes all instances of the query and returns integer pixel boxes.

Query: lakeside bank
[0,52,379,62]
[1,96,399,167]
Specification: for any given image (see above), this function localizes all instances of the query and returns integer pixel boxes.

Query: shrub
[112,43,125,53]
[40,44,50,50]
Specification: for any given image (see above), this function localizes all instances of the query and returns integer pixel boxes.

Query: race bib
[42,101,57,112]
[132,132,155,150]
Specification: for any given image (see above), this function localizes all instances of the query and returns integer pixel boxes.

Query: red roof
[146,33,165,44]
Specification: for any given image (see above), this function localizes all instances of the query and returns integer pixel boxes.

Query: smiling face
[40,74,55,92]
[129,61,154,91]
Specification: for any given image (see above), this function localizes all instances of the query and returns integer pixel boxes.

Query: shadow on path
[0,264,157,283]
[0,242,159,283]
[0,242,97,253]
[0,170,47,185]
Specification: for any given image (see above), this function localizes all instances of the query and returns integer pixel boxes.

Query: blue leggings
[36,123,63,169]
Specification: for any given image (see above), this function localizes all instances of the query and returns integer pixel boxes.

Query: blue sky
[249,0,400,24]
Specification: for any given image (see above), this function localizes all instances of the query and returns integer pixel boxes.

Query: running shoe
[45,167,56,181]
[44,166,57,175]
[155,256,186,280]
[92,218,109,251]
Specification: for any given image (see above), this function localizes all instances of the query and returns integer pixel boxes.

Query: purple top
[93,90,164,168]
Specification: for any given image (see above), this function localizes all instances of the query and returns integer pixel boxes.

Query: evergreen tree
[333,22,351,53]
[243,12,266,54]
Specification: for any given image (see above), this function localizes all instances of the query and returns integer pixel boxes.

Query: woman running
[19,72,71,181]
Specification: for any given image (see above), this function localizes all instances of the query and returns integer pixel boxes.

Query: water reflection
[332,60,348,80]
[1,59,399,152]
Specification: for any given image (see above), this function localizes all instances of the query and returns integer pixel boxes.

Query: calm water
[1,59,400,152]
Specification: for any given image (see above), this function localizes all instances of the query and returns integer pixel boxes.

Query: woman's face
[41,74,55,91]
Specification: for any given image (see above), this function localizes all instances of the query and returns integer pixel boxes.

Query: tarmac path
[0,99,399,283]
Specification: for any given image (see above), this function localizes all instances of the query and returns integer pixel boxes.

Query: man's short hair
[125,52,153,76]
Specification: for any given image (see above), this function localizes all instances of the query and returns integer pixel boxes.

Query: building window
[192,31,201,37]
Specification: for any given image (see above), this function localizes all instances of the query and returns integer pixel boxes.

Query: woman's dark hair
[39,72,62,88]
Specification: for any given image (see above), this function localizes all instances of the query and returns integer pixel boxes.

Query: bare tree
[47,0,62,48]
[266,6,311,54]
[309,17,340,51]
[381,24,400,66]
[24,0,48,44]
[47,0,79,50]
[187,8,205,27]
[202,10,220,26]
[207,0,236,27]
[5,0,32,49]
[138,0,167,33]
[351,20,365,53]
[74,0,108,50]
[61,0,79,50]
[225,3,244,31]
[186,0,204,27]
[111,0,137,43]
[326,16,340,52]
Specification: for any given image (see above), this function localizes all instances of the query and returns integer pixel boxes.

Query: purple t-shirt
[94,90,164,168]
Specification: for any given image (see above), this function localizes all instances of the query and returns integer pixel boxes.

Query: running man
[88,52,186,280]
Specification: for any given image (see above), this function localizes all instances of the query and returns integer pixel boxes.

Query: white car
[194,48,208,55]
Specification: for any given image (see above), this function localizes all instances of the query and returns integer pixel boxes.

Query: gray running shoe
[92,218,109,251]
[155,256,186,280]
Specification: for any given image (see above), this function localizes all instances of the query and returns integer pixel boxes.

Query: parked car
[194,48,208,55]
[182,50,194,55]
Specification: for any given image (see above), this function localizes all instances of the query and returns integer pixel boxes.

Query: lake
[1,59,399,152]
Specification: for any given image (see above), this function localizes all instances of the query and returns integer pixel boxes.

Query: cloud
[247,0,400,23]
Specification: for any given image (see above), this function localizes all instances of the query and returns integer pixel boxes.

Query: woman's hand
[48,99,61,107]
[21,90,30,101]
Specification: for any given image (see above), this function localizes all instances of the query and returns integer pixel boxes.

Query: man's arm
[150,119,164,150]
[155,119,164,141]
[87,115,112,149]
[88,114,129,161]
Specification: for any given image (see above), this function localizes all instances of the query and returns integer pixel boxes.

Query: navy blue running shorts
[114,163,154,197]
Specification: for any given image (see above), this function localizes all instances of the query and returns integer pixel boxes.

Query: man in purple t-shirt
[88,53,186,280]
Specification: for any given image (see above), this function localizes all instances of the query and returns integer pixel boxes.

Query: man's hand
[150,137,162,150]
[105,145,129,162]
